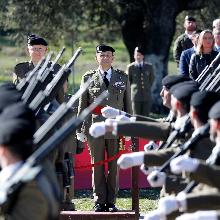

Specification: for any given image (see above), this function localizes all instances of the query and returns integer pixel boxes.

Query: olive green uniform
[127,62,154,116]
[78,68,132,204]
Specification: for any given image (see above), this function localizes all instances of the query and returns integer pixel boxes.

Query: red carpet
[74,138,150,189]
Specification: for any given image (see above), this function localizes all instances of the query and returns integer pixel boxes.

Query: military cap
[185,16,196,22]
[0,102,36,147]
[162,75,191,90]
[170,81,199,102]
[209,100,220,119]
[96,44,115,53]
[134,46,145,55]
[27,34,48,46]
[191,91,220,108]
[0,82,22,113]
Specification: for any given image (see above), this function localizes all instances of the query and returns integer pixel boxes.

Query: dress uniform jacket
[173,33,193,64]
[78,68,132,137]
[127,62,154,116]
[78,68,132,205]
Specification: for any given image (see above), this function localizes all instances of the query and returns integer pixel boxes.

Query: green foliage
[74,189,159,213]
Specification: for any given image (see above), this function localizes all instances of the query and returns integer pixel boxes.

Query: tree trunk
[118,0,207,113]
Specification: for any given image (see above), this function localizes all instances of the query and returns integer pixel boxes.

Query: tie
[139,64,142,71]
[103,72,109,87]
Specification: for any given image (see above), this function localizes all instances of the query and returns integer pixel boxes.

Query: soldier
[173,16,196,66]
[77,44,132,212]
[13,33,64,103]
[126,46,155,116]
[0,100,60,220]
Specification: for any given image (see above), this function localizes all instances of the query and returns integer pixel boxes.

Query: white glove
[144,209,166,220]
[89,122,106,138]
[144,141,159,151]
[176,211,218,220]
[101,106,125,118]
[158,196,179,215]
[147,170,166,187]
[140,164,157,175]
[170,155,199,174]
[117,152,145,169]
[76,132,87,142]
[105,118,117,126]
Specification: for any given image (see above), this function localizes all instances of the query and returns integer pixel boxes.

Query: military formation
[1,14,220,220]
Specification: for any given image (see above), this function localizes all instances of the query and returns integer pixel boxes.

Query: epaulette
[14,62,29,70]
[84,70,96,76]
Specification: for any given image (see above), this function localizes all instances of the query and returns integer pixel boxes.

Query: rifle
[34,78,92,146]
[196,52,220,86]
[154,123,210,178]
[22,48,65,105]
[29,47,82,115]
[0,91,108,205]
[157,115,192,150]
[16,56,46,93]
[183,144,220,194]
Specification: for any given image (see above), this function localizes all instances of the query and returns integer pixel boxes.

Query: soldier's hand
[144,209,166,220]
[76,132,87,142]
[158,193,186,215]
[101,106,125,118]
[158,196,179,215]
[147,170,166,187]
[170,155,199,174]
[117,152,145,169]
[89,122,106,138]
[144,141,159,151]
[176,211,218,220]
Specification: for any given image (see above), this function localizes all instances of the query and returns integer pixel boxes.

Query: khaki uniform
[78,68,132,204]
[173,33,193,65]
[127,62,154,116]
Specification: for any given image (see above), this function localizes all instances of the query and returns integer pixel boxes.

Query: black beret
[162,75,191,89]
[134,46,145,55]
[209,101,220,119]
[96,44,115,53]
[170,81,199,102]
[27,34,48,46]
[190,91,220,109]
[0,103,36,146]
[0,83,22,113]
[185,16,196,22]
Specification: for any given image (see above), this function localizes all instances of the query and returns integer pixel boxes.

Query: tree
[1,0,220,112]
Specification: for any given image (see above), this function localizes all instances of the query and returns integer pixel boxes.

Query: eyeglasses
[29,47,46,52]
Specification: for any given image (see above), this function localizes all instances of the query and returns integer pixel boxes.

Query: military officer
[126,46,155,116]
[77,44,132,212]
[173,16,196,66]
[13,34,64,103]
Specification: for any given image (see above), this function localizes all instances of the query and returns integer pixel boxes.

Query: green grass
[73,188,159,213]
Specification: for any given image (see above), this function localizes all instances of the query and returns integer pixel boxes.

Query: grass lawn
[73,188,160,213]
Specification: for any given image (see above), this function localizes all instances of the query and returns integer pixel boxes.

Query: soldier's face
[134,51,144,63]
[184,20,196,32]
[160,86,171,108]
[27,45,47,63]
[96,51,114,69]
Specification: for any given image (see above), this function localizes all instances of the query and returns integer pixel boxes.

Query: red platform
[74,138,150,190]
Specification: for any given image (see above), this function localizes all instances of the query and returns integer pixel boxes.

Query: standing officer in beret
[173,16,196,66]
[77,44,132,212]
[12,34,64,103]
[126,46,155,116]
